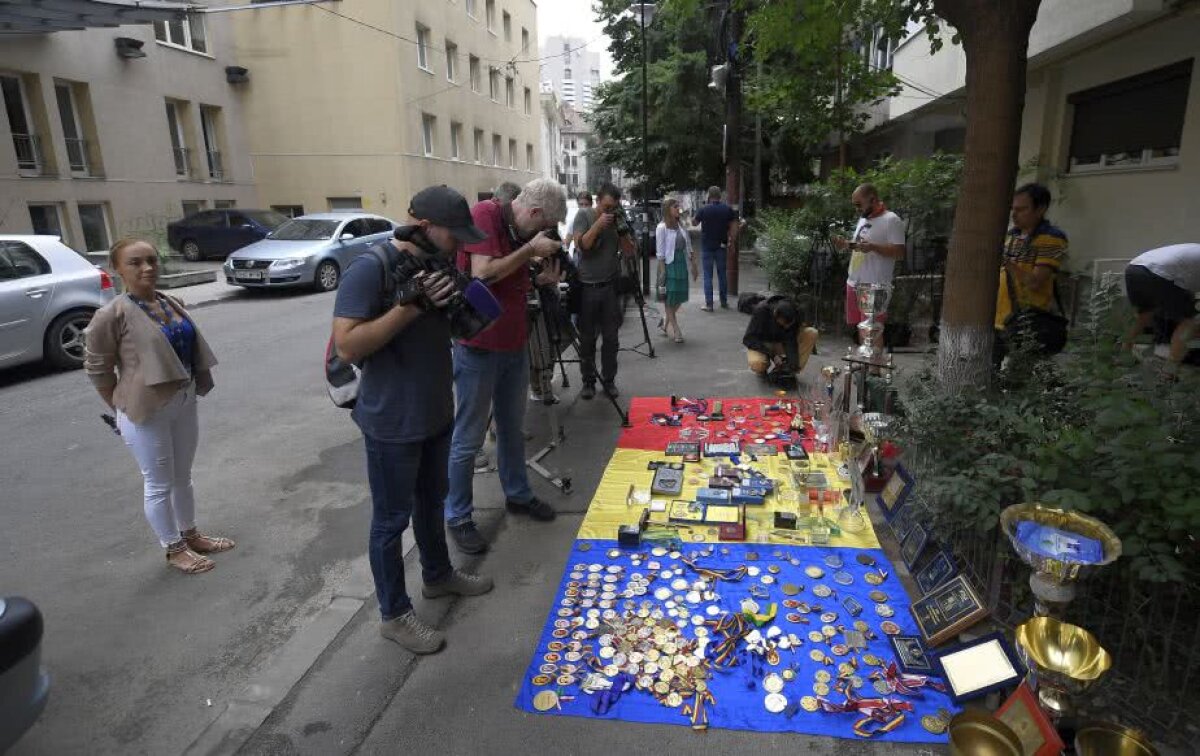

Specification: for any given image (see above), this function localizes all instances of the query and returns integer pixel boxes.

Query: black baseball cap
[408,185,487,244]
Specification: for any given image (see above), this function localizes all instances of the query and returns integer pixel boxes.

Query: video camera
[391,226,502,341]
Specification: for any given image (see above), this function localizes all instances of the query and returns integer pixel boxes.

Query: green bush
[894,280,1200,584]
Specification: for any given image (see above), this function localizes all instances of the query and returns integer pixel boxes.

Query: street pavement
[2,260,943,755]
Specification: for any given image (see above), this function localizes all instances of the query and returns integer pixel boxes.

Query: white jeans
[117,384,199,548]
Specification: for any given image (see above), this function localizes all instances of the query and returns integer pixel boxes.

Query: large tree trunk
[933,0,1042,391]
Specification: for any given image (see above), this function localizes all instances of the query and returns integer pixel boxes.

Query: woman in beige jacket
[85,238,233,574]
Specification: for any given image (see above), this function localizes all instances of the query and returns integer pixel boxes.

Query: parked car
[167,209,289,262]
[0,597,49,752]
[0,235,115,370]
[224,212,397,292]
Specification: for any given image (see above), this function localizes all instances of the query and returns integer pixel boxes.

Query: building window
[1067,59,1192,173]
[465,0,476,18]
[492,133,501,166]
[181,200,206,217]
[153,13,207,54]
[450,121,462,160]
[165,100,189,176]
[521,27,529,53]
[271,204,305,218]
[199,105,223,180]
[213,200,236,210]
[474,128,484,163]
[2,74,45,175]
[486,0,496,33]
[54,82,90,175]
[524,87,532,115]
[526,143,533,171]
[505,76,515,108]
[328,197,363,210]
[503,11,511,42]
[78,203,112,252]
[28,203,66,241]
[489,67,500,101]
[564,67,572,80]
[469,55,481,92]
[421,113,436,156]
[416,24,431,71]
[445,41,458,82]
[509,138,517,168]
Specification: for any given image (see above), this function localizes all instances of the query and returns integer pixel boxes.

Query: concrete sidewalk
[204,260,942,756]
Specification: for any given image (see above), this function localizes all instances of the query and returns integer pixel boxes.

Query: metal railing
[64,137,88,174]
[12,132,44,172]
[172,146,190,176]
[205,149,223,181]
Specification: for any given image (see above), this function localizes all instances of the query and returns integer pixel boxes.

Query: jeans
[445,344,534,527]
[363,427,454,620]
[578,283,620,385]
[117,383,198,547]
[701,244,728,307]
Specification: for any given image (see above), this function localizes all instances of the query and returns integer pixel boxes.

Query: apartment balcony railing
[172,146,190,176]
[205,149,223,181]
[12,132,46,173]
[64,137,89,174]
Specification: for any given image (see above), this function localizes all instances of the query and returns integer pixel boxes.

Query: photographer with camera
[743,297,819,384]
[444,178,568,555]
[571,183,637,400]
[331,186,495,655]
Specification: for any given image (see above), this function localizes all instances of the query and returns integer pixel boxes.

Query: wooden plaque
[910,574,989,646]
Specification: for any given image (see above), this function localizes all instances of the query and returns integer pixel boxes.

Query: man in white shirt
[833,184,907,342]
[1123,243,1199,371]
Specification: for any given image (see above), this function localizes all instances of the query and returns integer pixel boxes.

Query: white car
[0,236,115,370]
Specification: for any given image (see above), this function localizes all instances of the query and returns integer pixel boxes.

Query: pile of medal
[529,544,951,738]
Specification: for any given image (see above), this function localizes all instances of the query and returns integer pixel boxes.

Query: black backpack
[325,244,397,408]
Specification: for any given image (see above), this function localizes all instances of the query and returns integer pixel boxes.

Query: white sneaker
[1153,344,1171,359]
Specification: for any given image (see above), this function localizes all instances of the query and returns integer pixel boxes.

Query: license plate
[235,270,264,281]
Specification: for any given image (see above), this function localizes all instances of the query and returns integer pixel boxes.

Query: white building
[539,85,565,186]
[540,35,602,112]
[559,103,591,196]
[844,0,1200,277]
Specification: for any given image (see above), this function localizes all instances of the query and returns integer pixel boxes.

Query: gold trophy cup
[1075,721,1160,756]
[1015,616,1112,719]
[947,709,1024,756]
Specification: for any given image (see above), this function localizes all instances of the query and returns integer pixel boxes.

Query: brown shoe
[166,542,215,574]
[183,528,236,554]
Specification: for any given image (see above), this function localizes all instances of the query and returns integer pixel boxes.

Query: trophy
[1014,616,1112,720]
[854,283,892,364]
[1075,721,1160,756]
[1000,503,1122,616]
[947,709,1024,756]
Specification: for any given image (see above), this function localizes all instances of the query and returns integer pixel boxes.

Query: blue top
[694,201,738,250]
[130,294,196,373]
[333,250,454,443]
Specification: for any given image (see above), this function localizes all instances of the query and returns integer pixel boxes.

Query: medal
[875,604,895,618]
[856,553,877,567]
[868,590,888,603]
[814,670,832,684]
[801,695,820,712]
[833,571,854,586]
[873,679,892,695]
[820,612,838,624]
[813,682,830,696]
[764,693,787,713]
[763,673,784,694]
[921,714,948,734]
[824,554,844,568]
[812,584,833,598]
[881,620,901,635]
[805,566,825,579]
[533,690,559,711]
[532,674,551,686]
[808,630,825,643]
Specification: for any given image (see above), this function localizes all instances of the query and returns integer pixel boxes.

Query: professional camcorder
[391,226,502,341]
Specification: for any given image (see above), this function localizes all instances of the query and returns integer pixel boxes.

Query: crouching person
[331,186,494,654]
[743,298,819,382]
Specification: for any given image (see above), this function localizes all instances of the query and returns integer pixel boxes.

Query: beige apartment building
[231,0,541,218]
[0,4,256,251]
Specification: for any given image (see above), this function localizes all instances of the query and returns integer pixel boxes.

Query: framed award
[889,504,916,545]
[910,574,989,647]
[996,681,1065,756]
[888,634,934,675]
[900,523,929,571]
[875,463,914,522]
[915,550,958,594]
[933,632,1025,704]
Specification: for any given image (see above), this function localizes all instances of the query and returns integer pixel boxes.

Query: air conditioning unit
[114,37,146,59]
[225,66,249,84]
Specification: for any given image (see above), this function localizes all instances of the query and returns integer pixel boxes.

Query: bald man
[834,184,906,341]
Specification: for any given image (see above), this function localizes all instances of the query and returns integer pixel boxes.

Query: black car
[167,209,289,261]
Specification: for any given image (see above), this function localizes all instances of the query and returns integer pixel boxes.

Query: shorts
[1125,264,1197,321]
[845,283,889,326]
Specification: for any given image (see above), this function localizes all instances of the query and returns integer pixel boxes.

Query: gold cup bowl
[1015,616,1112,717]
[1075,721,1160,756]
[947,710,1024,756]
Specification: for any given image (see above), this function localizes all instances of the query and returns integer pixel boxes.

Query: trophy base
[1030,572,1078,616]
[1036,685,1074,720]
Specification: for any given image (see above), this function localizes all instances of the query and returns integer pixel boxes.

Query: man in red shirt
[445,179,567,554]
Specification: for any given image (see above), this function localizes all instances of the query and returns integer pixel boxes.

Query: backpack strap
[367,243,397,301]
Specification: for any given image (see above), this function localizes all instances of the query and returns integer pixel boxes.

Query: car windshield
[245,211,289,229]
[269,219,339,241]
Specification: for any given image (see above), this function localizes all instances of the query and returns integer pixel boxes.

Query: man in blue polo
[691,185,740,311]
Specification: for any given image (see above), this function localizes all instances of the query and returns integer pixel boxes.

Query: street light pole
[639,3,650,296]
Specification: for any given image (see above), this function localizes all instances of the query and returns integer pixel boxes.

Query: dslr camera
[391,226,502,341]
[606,206,634,237]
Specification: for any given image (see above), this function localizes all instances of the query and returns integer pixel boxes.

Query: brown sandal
[183,528,236,554]
[166,543,215,574]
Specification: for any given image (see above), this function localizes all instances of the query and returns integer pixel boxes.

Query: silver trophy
[855,283,892,364]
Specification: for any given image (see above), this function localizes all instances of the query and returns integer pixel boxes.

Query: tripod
[618,254,658,359]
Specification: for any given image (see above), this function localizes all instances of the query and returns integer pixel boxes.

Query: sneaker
[700,305,714,312]
[448,520,489,554]
[602,382,620,398]
[720,301,729,309]
[380,610,445,655]
[473,451,490,472]
[423,568,495,599]
[506,496,557,521]
[580,384,596,400]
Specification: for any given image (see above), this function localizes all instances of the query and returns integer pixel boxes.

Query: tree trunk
[725,4,743,297]
[933,0,1042,391]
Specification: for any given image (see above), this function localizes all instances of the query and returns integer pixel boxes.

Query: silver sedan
[0,235,115,370]
[223,212,397,292]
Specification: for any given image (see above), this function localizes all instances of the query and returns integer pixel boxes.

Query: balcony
[172,146,190,176]
[12,133,48,175]
[64,137,89,174]
[205,149,223,181]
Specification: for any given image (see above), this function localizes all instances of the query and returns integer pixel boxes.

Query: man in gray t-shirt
[570,183,635,398]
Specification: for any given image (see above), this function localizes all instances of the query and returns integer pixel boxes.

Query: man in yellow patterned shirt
[994,183,1068,365]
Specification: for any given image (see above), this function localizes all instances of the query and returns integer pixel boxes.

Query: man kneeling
[743,298,819,382]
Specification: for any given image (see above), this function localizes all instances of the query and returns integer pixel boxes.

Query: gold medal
[814,670,832,684]
[533,690,559,711]
[808,630,824,643]
[782,583,801,596]
[922,714,948,734]
[804,566,825,579]
[813,682,830,696]
[809,649,826,663]
[801,695,820,712]
[863,653,883,667]
[864,572,884,586]
[867,590,888,604]
[531,674,552,686]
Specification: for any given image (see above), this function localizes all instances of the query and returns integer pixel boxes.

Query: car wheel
[182,239,202,262]
[45,310,95,370]
[314,260,340,292]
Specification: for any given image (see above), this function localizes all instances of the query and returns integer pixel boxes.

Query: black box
[618,525,641,548]
[774,511,798,530]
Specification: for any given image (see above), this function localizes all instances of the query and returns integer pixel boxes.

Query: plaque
[915,550,958,594]
[665,442,700,457]
[995,681,1065,756]
[933,632,1025,704]
[668,499,706,524]
[743,443,778,456]
[900,523,929,571]
[887,634,934,675]
[704,504,742,525]
[889,504,916,544]
[874,463,914,522]
[910,574,989,646]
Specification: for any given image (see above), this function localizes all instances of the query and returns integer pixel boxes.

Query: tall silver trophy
[855,283,892,364]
